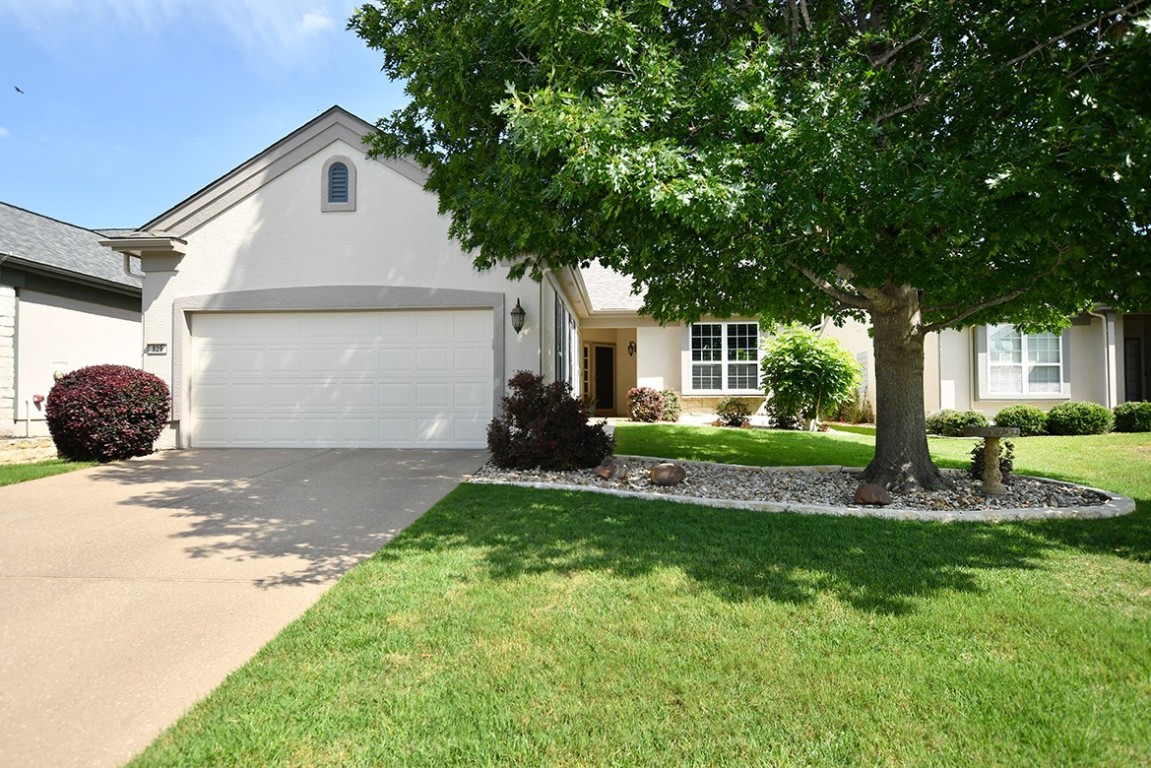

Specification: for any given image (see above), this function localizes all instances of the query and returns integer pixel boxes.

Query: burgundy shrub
[46,365,171,462]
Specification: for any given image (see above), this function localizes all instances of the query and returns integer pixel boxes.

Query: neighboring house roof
[0,202,141,294]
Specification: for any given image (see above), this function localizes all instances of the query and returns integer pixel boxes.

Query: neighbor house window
[321,156,356,211]
[690,322,760,392]
[986,324,1063,395]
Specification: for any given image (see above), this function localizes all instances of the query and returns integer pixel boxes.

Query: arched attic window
[321,156,357,212]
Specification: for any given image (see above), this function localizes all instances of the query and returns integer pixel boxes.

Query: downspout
[1086,308,1114,408]
[123,253,144,279]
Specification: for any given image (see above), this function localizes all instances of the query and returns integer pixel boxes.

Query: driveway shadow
[90,449,487,588]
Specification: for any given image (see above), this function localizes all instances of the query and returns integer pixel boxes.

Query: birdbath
[962,425,1020,495]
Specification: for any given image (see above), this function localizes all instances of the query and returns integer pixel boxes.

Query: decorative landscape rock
[595,459,618,480]
[650,462,687,487]
[854,483,893,506]
[471,457,1119,518]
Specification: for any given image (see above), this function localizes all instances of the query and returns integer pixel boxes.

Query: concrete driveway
[0,448,486,768]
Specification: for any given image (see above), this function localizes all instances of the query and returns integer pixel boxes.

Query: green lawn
[0,458,93,486]
[130,427,1151,767]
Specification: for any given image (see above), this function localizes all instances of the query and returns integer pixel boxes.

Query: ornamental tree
[761,325,862,430]
[352,0,1151,489]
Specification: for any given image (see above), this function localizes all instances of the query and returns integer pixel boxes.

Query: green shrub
[1046,401,1115,435]
[487,372,613,470]
[659,390,682,422]
[969,439,1015,483]
[760,325,862,427]
[627,387,666,422]
[715,396,754,427]
[828,391,875,424]
[45,364,170,462]
[1113,401,1151,432]
[925,409,988,437]
[994,404,1048,436]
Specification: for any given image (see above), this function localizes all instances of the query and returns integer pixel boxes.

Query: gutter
[1086,308,1115,407]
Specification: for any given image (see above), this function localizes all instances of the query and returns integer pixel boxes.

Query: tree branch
[920,250,1069,333]
[877,94,928,124]
[786,259,872,311]
[1006,1,1148,66]
[869,34,924,68]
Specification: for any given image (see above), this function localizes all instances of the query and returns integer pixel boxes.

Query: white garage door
[190,310,493,448]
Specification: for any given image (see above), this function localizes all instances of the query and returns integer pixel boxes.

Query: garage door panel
[415,348,449,374]
[191,310,494,448]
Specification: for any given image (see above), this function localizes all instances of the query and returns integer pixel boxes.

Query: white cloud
[0,0,346,65]
[0,127,10,140]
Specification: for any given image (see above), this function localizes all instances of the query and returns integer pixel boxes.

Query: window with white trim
[690,322,760,392]
[987,324,1063,395]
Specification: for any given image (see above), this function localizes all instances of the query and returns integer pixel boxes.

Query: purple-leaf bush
[46,364,171,462]
[487,371,614,470]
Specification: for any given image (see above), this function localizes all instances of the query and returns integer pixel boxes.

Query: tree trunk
[860,286,951,491]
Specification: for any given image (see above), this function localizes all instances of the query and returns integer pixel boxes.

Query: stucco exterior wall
[11,290,140,437]
[139,135,542,445]
[635,325,681,393]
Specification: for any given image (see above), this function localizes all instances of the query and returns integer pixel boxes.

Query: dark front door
[593,345,615,412]
[1125,337,1144,401]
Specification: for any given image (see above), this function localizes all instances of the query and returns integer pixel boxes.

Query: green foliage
[715,396,754,427]
[0,459,95,487]
[1046,401,1115,436]
[45,364,170,462]
[925,409,989,437]
[1113,401,1151,433]
[487,371,614,469]
[760,325,862,427]
[659,389,682,422]
[994,405,1048,437]
[351,0,1151,486]
[969,439,1016,484]
[627,387,666,422]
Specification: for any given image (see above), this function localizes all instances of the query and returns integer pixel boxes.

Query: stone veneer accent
[0,285,15,435]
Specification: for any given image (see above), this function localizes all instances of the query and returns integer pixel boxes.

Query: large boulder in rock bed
[854,483,893,506]
[651,462,687,487]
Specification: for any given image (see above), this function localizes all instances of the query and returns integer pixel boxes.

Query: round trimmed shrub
[716,396,754,427]
[46,364,171,462]
[925,409,988,437]
[487,371,613,470]
[1113,401,1151,432]
[1045,401,1114,435]
[659,390,682,422]
[994,404,1048,436]
[627,387,665,422]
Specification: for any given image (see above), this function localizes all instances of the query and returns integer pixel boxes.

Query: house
[98,106,1146,450]
[0,203,142,438]
[849,313,1150,417]
[102,107,581,450]
[566,261,1150,420]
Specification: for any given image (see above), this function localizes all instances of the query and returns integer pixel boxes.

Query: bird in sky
[13,86,24,94]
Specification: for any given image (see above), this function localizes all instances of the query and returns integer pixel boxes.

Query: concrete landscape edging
[469,458,1136,523]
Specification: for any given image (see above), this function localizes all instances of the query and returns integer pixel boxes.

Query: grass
[129,427,1151,767]
[0,458,94,486]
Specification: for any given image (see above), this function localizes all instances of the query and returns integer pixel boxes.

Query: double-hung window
[986,324,1064,395]
[690,322,760,392]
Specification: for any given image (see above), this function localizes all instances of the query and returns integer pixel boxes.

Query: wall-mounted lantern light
[510,299,526,333]
[627,340,637,357]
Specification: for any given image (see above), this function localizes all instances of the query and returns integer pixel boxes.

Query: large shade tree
[351,0,1151,489]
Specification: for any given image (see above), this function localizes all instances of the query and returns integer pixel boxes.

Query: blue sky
[0,0,408,229]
